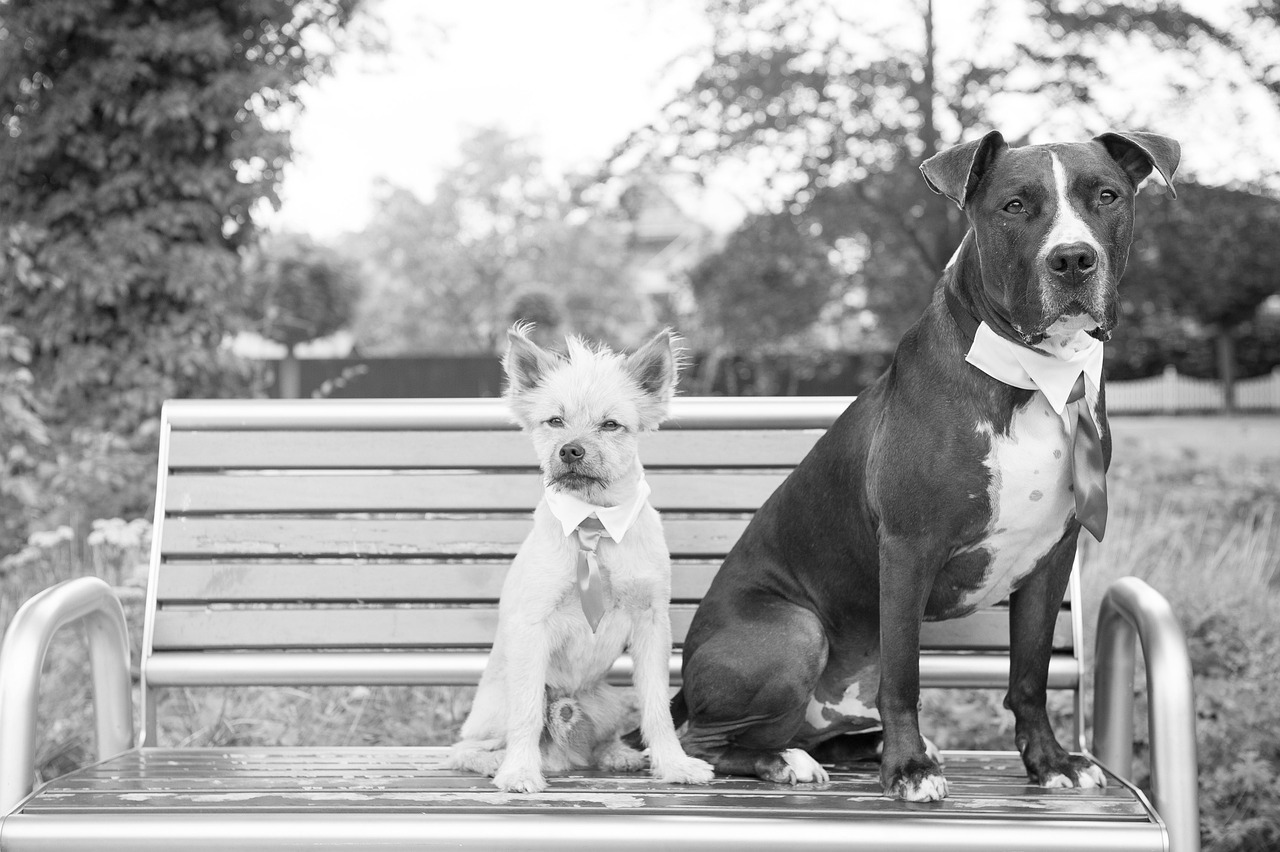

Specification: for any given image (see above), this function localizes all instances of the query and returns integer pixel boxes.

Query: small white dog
[448,324,714,793]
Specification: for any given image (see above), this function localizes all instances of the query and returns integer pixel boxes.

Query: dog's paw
[447,741,505,777]
[493,763,547,793]
[882,755,948,801]
[1038,755,1107,789]
[652,753,715,785]
[779,748,829,785]
[596,740,648,773]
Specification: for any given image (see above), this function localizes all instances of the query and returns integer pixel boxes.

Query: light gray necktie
[574,517,609,632]
[1067,373,1107,541]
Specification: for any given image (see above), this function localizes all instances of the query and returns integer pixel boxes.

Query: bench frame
[0,397,1200,851]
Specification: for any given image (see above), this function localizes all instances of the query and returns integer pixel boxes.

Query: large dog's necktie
[945,286,1108,541]
[1066,374,1107,541]
[574,517,609,632]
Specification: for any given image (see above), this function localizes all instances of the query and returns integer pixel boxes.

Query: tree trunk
[919,0,940,161]
[1215,327,1237,413]
[279,348,302,399]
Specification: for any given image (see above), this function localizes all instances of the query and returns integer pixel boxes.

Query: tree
[242,232,360,397]
[0,0,367,552]
[610,0,1276,343]
[348,127,647,355]
[1120,182,1280,407]
[0,0,365,433]
[685,211,842,392]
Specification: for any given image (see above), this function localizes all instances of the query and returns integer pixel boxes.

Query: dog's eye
[1003,200,1024,214]
[546,416,565,427]
[1099,189,1118,205]
[600,419,622,431]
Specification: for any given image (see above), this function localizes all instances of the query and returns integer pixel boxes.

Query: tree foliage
[243,232,359,349]
[347,127,647,355]
[0,0,363,433]
[614,0,1278,344]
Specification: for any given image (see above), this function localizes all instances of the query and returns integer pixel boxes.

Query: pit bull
[675,130,1179,800]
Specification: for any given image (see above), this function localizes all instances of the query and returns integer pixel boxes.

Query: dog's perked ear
[1093,131,1180,199]
[624,329,680,429]
[920,130,1008,209]
[503,322,561,396]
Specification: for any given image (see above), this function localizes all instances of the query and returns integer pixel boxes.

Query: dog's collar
[945,286,1104,415]
[543,472,651,543]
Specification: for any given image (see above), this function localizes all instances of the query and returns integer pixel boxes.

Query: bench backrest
[141,397,1083,745]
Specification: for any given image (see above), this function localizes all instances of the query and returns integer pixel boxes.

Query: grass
[2,414,1277,848]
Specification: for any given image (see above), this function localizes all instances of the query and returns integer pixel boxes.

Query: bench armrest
[1092,576,1200,852]
[0,576,134,814]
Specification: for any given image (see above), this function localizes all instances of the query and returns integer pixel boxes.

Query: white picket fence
[1107,365,1280,413]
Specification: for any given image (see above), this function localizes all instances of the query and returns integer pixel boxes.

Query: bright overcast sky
[271,0,1280,240]
[271,0,712,238]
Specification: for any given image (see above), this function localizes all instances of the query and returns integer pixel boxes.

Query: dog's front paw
[652,753,715,785]
[882,755,949,801]
[493,763,547,793]
[1032,753,1107,789]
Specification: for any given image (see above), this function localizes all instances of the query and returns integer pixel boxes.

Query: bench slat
[149,606,1073,651]
[160,518,750,559]
[164,472,789,514]
[155,560,723,603]
[166,430,824,470]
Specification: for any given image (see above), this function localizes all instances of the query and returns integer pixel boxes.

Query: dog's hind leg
[680,600,829,784]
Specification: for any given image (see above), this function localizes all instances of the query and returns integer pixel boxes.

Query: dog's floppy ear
[1093,131,1180,198]
[503,321,560,396]
[624,329,680,428]
[920,130,1007,209]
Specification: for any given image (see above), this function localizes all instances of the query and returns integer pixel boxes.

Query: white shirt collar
[543,471,651,543]
[965,321,1104,414]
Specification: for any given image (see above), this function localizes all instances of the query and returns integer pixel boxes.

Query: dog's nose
[1046,242,1098,283]
[558,442,584,463]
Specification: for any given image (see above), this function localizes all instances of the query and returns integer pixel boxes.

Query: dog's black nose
[1046,242,1098,283]
[558,442,584,463]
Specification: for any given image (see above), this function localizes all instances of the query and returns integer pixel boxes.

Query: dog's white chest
[960,393,1078,609]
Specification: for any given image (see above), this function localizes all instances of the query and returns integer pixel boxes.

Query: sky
[271,0,715,238]
[270,0,1280,240]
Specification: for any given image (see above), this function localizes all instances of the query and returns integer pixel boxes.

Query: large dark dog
[676,131,1179,800]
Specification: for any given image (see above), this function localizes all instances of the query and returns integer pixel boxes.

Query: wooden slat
[155,560,723,603]
[164,471,789,514]
[166,429,824,470]
[149,605,1072,651]
[160,518,750,559]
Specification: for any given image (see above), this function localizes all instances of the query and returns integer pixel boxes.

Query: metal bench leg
[0,576,134,814]
[1093,576,1200,852]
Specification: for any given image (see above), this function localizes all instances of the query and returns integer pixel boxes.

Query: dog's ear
[1093,131,1180,199]
[920,130,1007,209]
[503,322,560,396]
[624,329,679,428]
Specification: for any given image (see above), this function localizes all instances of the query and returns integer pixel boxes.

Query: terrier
[448,324,714,793]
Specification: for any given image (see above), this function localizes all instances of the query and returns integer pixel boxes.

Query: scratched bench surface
[23,749,1156,822]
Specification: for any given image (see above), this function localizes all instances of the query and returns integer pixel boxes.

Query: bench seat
[4,748,1164,851]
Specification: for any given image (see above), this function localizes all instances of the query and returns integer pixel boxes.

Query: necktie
[945,286,1108,541]
[1067,373,1108,541]
[574,517,609,631]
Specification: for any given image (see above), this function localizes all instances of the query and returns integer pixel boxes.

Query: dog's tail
[621,690,689,750]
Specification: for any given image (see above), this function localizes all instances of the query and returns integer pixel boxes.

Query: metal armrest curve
[0,576,134,814]
[1092,575,1199,852]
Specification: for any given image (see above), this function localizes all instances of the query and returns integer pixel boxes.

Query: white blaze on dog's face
[503,325,679,501]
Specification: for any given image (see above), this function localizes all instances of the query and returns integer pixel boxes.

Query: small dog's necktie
[574,517,609,632]
[1066,373,1107,541]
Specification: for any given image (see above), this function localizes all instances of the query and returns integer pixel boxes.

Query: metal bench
[0,397,1199,851]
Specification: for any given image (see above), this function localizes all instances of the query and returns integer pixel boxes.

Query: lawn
[2,414,1277,849]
